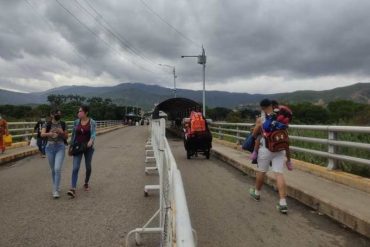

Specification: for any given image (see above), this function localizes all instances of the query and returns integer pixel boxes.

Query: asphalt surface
[0,126,160,247]
[0,126,369,247]
[168,135,370,247]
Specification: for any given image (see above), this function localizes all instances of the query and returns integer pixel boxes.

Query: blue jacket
[70,118,97,144]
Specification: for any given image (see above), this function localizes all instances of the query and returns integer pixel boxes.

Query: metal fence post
[218,125,223,140]
[24,123,29,142]
[327,129,338,170]
[236,125,240,144]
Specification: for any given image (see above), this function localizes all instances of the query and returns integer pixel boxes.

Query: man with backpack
[249,99,289,214]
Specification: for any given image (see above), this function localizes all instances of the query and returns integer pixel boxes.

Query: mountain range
[0,82,369,110]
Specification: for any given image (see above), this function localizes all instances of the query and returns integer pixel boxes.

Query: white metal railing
[210,122,370,170]
[7,120,123,142]
[126,118,196,247]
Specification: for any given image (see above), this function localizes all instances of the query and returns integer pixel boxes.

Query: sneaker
[286,161,293,171]
[67,189,76,198]
[249,188,260,201]
[52,191,60,199]
[83,184,90,192]
[276,204,288,214]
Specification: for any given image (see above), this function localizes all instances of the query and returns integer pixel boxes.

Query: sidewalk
[0,125,125,166]
[211,140,370,238]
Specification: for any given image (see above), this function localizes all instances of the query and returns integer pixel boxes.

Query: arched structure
[152,98,201,120]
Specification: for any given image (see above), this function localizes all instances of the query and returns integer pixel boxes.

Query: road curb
[211,141,370,238]
[0,125,126,166]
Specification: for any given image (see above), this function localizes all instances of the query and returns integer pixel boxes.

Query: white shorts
[257,146,286,173]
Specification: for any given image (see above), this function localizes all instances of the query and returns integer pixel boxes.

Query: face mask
[54,115,61,121]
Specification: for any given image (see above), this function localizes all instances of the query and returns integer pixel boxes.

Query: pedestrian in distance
[33,116,47,158]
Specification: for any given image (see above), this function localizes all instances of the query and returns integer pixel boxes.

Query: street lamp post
[158,64,177,98]
[181,46,207,117]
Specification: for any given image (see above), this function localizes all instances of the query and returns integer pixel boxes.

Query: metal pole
[181,46,206,117]
[173,67,177,98]
[202,60,206,117]
[201,46,206,117]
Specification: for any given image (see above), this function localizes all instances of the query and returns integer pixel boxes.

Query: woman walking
[68,105,96,198]
[41,110,68,199]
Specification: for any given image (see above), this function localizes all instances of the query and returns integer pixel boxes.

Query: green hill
[0,82,369,110]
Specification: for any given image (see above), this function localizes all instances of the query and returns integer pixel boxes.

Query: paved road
[0,126,159,247]
[168,136,370,247]
[1,127,369,247]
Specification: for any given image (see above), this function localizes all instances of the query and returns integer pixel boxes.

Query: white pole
[202,47,206,117]
[173,67,177,98]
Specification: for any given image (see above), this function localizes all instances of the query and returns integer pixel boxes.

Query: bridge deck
[0,127,369,246]
[0,127,159,247]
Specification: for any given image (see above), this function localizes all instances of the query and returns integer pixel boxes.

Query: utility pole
[181,45,207,117]
[159,64,177,98]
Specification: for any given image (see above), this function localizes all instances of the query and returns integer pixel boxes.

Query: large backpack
[264,129,289,152]
[190,112,206,133]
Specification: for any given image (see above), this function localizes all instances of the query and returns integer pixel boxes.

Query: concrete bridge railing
[210,122,370,170]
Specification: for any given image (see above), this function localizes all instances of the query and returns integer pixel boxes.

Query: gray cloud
[1,0,370,93]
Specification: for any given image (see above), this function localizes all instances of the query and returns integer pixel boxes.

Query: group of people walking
[39,106,97,199]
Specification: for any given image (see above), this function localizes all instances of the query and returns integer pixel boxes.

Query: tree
[289,103,330,124]
[327,100,363,124]
[207,107,232,121]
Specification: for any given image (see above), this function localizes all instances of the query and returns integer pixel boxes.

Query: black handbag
[69,142,87,156]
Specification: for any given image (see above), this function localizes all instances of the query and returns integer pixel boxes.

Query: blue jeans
[71,147,95,189]
[37,137,47,155]
[45,142,66,192]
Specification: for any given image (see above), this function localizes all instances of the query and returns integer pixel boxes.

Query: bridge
[0,108,369,246]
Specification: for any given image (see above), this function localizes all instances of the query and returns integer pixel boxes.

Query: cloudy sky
[1,0,370,94]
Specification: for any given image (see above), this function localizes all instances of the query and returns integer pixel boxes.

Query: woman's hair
[50,109,60,116]
[80,105,90,115]
[260,99,272,108]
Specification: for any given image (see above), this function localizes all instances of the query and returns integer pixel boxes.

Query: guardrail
[7,120,123,143]
[210,122,370,170]
[126,118,196,247]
